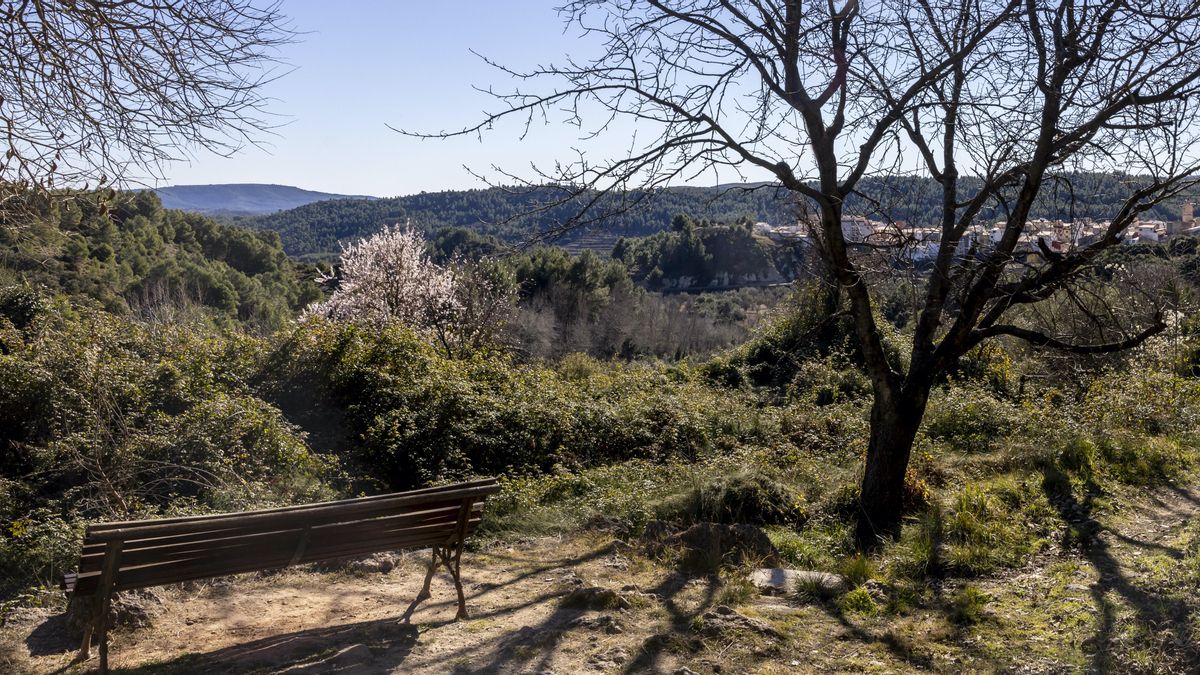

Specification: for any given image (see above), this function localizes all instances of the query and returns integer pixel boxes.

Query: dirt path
[2,484,1198,674]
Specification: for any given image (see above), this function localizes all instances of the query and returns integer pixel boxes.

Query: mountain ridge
[153,183,377,216]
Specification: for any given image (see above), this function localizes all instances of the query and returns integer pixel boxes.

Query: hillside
[234,185,799,259]
[0,191,321,329]
[236,175,1197,259]
[152,183,375,216]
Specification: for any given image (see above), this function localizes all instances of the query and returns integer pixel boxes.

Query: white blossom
[304,225,513,356]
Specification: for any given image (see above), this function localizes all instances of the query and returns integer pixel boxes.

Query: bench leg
[448,551,468,620]
[78,620,94,661]
[95,541,123,675]
[418,546,440,600]
[402,547,441,623]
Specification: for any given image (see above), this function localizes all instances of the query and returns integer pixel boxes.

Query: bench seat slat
[69,526,474,595]
[84,480,496,533]
[83,492,492,542]
[85,479,499,533]
[74,503,475,571]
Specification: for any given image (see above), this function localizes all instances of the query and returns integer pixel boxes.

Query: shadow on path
[1041,469,1199,672]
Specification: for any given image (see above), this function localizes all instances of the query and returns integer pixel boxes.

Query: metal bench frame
[62,478,500,673]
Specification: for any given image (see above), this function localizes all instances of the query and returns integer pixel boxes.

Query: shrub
[941,484,1034,576]
[0,284,46,329]
[923,384,1026,453]
[949,584,991,625]
[787,357,871,405]
[888,506,943,580]
[766,527,827,569]
[839,554,876,587]
[839,587,879,616]
[679,471,807,527]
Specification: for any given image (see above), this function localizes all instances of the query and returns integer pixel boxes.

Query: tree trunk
[855,389,928,549]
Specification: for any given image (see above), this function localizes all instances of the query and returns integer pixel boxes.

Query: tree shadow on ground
[1040,468,1200,672]
[24,612,74,657]
[26,541,618,674]
[446,556,719,674]
[113,618,419,674]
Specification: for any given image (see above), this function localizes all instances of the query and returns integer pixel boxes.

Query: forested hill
[154,183,375,216]
[235,174,1194,259]
[0,191,321,329]
[233,186,800,258]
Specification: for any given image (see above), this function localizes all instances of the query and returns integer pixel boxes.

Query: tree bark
[855,387,929,548]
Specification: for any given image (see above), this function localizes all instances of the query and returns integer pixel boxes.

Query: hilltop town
[754,200,1200,264]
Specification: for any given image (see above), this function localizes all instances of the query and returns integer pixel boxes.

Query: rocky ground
[1,483,1197,674]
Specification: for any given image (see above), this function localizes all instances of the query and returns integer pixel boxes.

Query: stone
[862,579,889,603]
[697,605,785,640]
[312,551,402,574]
[562,586,632,611]
[587,646,630,669]
[749,568,846,596]
[569,614,624,634]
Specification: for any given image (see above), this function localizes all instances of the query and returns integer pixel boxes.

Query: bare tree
[0,0,291,200]
[411,0,1200,546]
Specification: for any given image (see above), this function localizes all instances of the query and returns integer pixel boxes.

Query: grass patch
[948,584,990,625]
[839,587,879,616]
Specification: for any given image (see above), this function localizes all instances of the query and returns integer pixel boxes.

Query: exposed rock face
[587,645,629,669]
[569,614,624,634]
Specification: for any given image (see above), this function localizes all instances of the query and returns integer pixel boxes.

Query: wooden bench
[61,478,501,673]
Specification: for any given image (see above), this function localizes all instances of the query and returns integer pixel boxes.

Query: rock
[65,588,165,638]
[312,551,402,574]
[671,523,780,570]
[697,605,785,640]
[587,646,629,669]
[862,579,889,603]
[641,520,677,547]
[562,586,632,611]
[602,553,630,570]
[749,568,846,596]
[569,614,624,634]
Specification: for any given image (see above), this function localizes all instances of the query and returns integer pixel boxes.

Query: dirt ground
[2,484,1198,674]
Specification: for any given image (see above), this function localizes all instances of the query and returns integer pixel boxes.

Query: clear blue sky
[161,1,612,197]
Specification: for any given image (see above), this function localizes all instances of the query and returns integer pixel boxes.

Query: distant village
[753,200,1200,263]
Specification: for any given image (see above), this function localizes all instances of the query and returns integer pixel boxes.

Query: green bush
[839,587,879,616]
[272,319,774,490]
[949,584,991,625]
[923,384,1026,453]
[0,309,334,596]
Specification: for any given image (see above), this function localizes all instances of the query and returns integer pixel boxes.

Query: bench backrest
[65,478,500,597]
